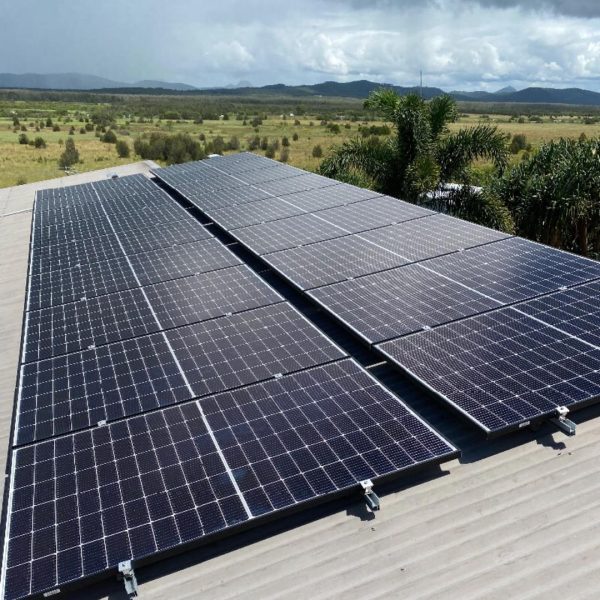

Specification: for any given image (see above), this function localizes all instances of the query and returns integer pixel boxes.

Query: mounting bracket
[550,406,576,436]
[118,560,139,598]
[360,479,380,511]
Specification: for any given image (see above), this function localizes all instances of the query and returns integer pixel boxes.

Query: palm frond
[428,95,457,140]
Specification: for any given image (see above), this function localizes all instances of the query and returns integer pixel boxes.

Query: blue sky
[2,0,600,90]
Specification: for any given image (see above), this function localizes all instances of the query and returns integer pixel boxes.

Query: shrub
[59,138,80,168]
[292,132,299,141]
[226,136,240,151]
[260,137,269,150]
[281,136,290,147]
[510,133,528,154]
[34,137,46,149]
[247,135,260,150]
[116,140,130,158]
[279,147,290,163]
[134,132,205,164]
[52,124,60,132]
[102,129,118,143]
[312,144,323,158]
[208,136,225,155]
[18,133,29,145]
[199,133,206,141]
[45,117,53,127]
[265,143,277,159]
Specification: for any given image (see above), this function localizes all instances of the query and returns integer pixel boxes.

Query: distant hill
[0,72,197,91]
[3,72,600,106]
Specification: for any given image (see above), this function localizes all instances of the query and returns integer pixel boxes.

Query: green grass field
[3,99,600,189]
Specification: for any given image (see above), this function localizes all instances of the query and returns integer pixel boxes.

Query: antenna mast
[420,70,423,98]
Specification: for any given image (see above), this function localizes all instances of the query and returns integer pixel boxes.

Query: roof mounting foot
[550,406,576,436]
[360,479,380,511]
[118,560,139,598]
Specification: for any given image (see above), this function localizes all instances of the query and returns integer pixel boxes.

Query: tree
[494,137,600,256]
[319,90,509,229]
[292,132,299,141]
[116,140,130,158]
[312,145,323,158]
[279,147,290,163]
[509,133,528,154]
[34,137,46,149]
[59,138,79,168]
[18,133,29,145]
[102,129,118,143]
[281,136,290,147]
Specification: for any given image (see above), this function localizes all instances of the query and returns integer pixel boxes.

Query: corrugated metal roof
[1,163,599,600]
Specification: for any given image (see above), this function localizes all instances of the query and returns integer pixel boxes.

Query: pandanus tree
[494,138,600,257]
[319,89,514,231]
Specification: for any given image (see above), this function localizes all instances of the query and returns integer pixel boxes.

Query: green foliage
[33,137,46,148]
[206,136,225,155]
[101,129,118,143]
[279,147,290,163]
[59,138,79,168]
[281,136,290,147]
[52,124,60,131]
[312,144,323,158]
[18,133,29,145]
[510,133,528,154]
[226,136,240,151]
[265,143,277,159]
[292,132,299,141]
[133,132,205,164]
[495,138,600,256]
[115,139,130,158]
[320,89,509,229]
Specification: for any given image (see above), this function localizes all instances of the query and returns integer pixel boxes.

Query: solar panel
[128,238,242,286]
[376,302,600,435]
[2,359,457,600]
[231,164,303,185]
[316,196,434,234]
[358,214,511,263]
[262,234,413,290]
[34,215,114,248]
[24,288,159,363]
[273,183,382,213]
[308,264,502,344]
[422,237,600,304]
[15,303,347,444]
[28,256,139,311]
[514,280,600,347]
[143,265,284,329]
[173,185,273,213]
[257,173,339,197]
[209,196,306,230]
[230,213,350,255]
[165,303,347,398]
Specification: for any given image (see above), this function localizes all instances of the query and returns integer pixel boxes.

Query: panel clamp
[360,479,380,511]
[550,406,576,436]
[118,560,139,598]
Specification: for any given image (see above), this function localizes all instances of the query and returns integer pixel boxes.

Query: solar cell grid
[257,173,339,197]
[24,288,160,364]
[358,213,512,263]
[317,196,434,234]
[34,214,114,248]
[422,237,600,304]
[165,303,347,398]
[376,306,600,435]
[144,265,284,329]
[209,196,306,229]
[28,255,139,311]
[232,165,304,185]
[308,265,502,344]
[127,238,242,286]
[231,213,349,255]
[513,280,600,347]
[3,359,457,600]
[263,234,412,290]
[273,183,381,212]
[176,185,273,212]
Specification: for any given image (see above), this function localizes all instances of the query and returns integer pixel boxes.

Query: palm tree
[494,138,600,257]
[319,89,513,231]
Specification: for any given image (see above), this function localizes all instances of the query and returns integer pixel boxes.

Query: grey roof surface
[1,162,599,600]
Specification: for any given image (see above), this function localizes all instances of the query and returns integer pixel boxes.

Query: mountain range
[3,72,600,106]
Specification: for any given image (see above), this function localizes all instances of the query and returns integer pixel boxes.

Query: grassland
[3,93,600,189]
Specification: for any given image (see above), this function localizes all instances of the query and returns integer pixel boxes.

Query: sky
[2,0,600,90]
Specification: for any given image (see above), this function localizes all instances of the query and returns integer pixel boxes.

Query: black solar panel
[34,215,114,248]
[308,264,502,344]
[423,237,600,304]
[232,164,303,185]
[377,303,600,435]
[143,265,284,329]
[358,214,511,263]
[316,196,434,234]
[272,183,381,212]
[209,196,306,230]
[263,234,412,290]
[128,238,242,286]
[165,303,347,398]
[176,185,273,213]
[257,173,340,197]
[28,256,138,311]
[24,288,159,363]
[231,213,350,255]
[515,280,600,347]
[3,359,457,600]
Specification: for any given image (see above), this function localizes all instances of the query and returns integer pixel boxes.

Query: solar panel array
[153,153,600,437]
[1,169,458,599]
